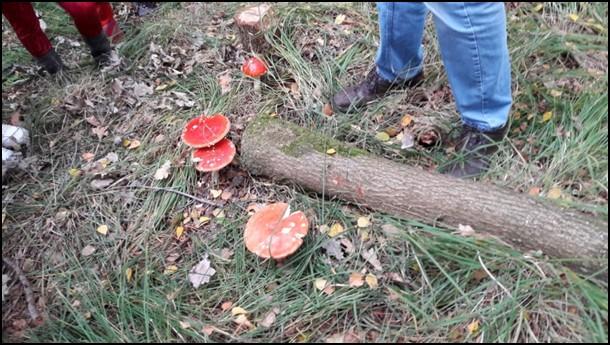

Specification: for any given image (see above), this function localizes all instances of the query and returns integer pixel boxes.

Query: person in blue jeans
[332,2,512,178]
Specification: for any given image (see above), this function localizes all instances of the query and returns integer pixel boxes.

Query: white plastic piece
[2,124,30,150]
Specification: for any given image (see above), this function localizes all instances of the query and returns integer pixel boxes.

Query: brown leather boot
[442,123,509,179]
[332,69,424,112]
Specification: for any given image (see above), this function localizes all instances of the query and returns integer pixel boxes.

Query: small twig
[477,252,513,299]
[2,257,41,321]
[125,185,221,207]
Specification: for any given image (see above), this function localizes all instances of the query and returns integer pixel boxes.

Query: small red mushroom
[191,138,236,172]
[242,56,268,78]
[244,203,309,260]
[181,114,231,148]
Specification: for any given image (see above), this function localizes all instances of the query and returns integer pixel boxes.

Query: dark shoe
[36,49,64,74]
[133,2,158,17]
[442,123,509,179]
[332,69,424,112]
[84,33,112,65]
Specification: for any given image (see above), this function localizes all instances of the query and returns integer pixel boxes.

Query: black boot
[36,48,64,74]
[84,33,112,66]
[442,123,509,179]
[332,68,424,112]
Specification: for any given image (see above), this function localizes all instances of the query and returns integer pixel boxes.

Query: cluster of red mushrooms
[181,56,308,260]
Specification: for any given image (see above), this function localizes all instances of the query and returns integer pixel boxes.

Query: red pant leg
[58,2,102,38]
[1,2,53,58]
[97,2,113,26]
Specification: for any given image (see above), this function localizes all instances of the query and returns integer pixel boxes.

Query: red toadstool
[242,56,268,78]
[191,138,236,172]
[244,202,309,260]
[181,114,231,148]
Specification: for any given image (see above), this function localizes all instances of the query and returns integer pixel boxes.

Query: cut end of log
[236,4,271,24]
[234,4,275,54]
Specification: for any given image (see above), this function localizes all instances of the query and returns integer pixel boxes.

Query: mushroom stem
[253,78,261,92]
[211,171,219,188]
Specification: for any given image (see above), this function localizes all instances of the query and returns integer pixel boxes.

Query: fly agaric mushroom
[181,114,231,148]
[242,56,267,92]
[191,138,236,172]
[244,202,309,260]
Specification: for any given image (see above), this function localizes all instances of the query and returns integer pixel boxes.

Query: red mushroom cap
[242,56,268,78]
[191,138,236,172]
[181,114,230,148]
[244,203,309,259]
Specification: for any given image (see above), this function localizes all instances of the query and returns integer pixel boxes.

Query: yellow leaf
[542,111,553,123]
[128,140,141,150]
[348,272,365,287]
[533,4,543,12]
[122,138,131,147]
[547,187,562,199]
[234,314,254,328]
[199,216,210,224]
[231,307,248,316]
[210,189,222,198]
[326,148,336,155]
[69,168,81,177]
[400,114,413,127]
[126,267,133,282]
[359,229,370,242]
[179,321,191,329]
[164,265,178,275]
[550,89,562,97]
[357,216,370,228]
[212,208,225,218]
[568,13,579,22]
[96,224,109,235]
[269,112,277,118]
[365,274,378,289]
[328,223,345,237]
[334,14,346,25]
[375,132,390,142]
[467,319,480,335]
[175,226,184,239]
[314,278,328,291]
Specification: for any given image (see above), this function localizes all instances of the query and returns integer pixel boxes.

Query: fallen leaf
[357,216,370,228]
[381,223,401,237]
[542,111,553,123]
[322,239,344,260]
[322,103,334,117]
[401,129,416,149]
[319,225,330,234]
[189,255,216,288]
[328,223,345,237]
[175,226,184,239]
[133,82,154,97]
[326,333,345,343]
[91,179,113,189]
[289,82,300,97]
[375,132,390,142]
[361,248,383,271]
[385,127,401,138]
[340,238,355,253]
[164,265,178,275]
[81,245,96,256]
[456,224,476,237]
[220,248,234,260]
[218,73,232,95]
[259,308,280,328]
[400,114,413,127]
[472,269,487,282]
[128,140,141,150]
[550,89,562,97]
[568,13,579,22]
[359,229,370,242]
[202,325,215,336]
[533,4,543,12]
[199,216,211,224]
[349,272,365,287]
[179,321,191,329]
[326,148,337,155]
[220,190,233,200]
[154,134,166,143]
[212,208,225,218]
[210,189,222,198]
[467,319,480,335]
[81,152,95,162]
[314,278,328,291]
[221,301,233,311]
[2,274,10,302]
[96,224,109,235]
[69,168,81,177]
[547,187,562,199]
[91,126,109,140]
[85,115,102,127]
[528,187,541,196]
[154,160,172,180]
[231,307,248,316]
[234,314,254,329]
[365,274,379,289]
[122,138,131,148]
[334,14,346,25]
[125,267,133,282]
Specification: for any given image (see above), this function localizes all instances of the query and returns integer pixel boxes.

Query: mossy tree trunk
[241,116,608,280]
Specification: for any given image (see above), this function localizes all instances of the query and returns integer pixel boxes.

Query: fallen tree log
[234,4,274,54]
[241,116,608,280]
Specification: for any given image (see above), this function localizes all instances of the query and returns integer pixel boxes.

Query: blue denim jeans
[375,2,512,132]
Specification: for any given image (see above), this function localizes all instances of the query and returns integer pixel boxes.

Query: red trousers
[1,2,116,58]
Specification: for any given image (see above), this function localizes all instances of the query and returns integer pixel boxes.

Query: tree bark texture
[241,116,608,280]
